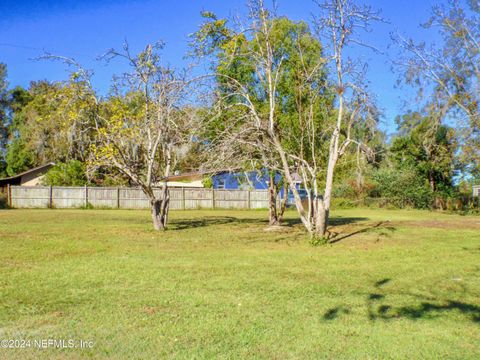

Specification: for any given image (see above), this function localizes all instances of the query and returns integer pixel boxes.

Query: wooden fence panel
[250,190,269,209]
[120,188,149,209]
[184,188,213,209]
[165,188,183,210]
[9,186,270,210]
[214,189,249,209]
[88,187,118,208]
[10,186,50,208]
[52,187,86,208]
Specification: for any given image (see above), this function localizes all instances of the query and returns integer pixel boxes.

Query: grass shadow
[170,216,268,230]
[171,215,371,234]
[387,301,480,322]
[323,306,350,320]
[281,217,303,227]
[375,278,391,287]
[328,221,396,244]
[329,217,369,226]
[324,278,480,324]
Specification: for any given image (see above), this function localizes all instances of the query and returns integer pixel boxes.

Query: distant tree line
[0,0,478,234]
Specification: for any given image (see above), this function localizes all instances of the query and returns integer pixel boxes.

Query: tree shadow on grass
[329,217,369,226]
[374,301,480,322]
[281,216,368,227]
[328,221,396,244]
[323,278,480,324]
[170,215,369,232]
[170,216,267,230]
[323,306,351,320]
[462,246,480,253]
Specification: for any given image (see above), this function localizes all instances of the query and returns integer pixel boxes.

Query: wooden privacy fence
[6,186,270,210]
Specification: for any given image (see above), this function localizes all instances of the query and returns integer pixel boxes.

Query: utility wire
[0,42,92,57]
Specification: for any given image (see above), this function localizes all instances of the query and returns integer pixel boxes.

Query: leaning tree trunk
[150,184,170,231]
[316,106,342,237]
[268,173,280,226]
[271,135,313,233]
[268,173,288,226]
[315,162,335,237]
[277,184,288,224]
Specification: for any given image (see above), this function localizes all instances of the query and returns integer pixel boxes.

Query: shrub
[43,160,87,186]
[0,193,8,209]
[371,168,433,209]
[331,197,356,209]
[202,176,213,188]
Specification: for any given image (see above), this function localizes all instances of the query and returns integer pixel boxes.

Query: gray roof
[0,162,55,184]
[291,172,303,183]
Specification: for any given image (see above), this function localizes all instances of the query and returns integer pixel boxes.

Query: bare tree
[309,0,381,236]
[393,0,480,177]
[199,100,288,226]
[237,0,378,237]
[194,0,379,238]
[191,7,293,227]
[45,42,198,230]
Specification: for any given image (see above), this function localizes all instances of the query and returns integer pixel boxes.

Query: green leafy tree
[390,111,457,194]
[5,86,34,175]
[395,0,479,178]
[43,160,87,186]
[0,63,9,176]
[5,137,35,176]
[5,80,96,176]
[192,0,381,237]
[46,43,200,231]
[192,8,334,227]
[371,167,434,209]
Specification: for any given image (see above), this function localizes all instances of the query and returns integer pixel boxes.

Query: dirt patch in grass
[263,225,291,232]
[400,219,480,230]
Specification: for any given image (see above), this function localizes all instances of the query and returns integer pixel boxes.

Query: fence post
[117,187,121,209]
[182,187,186,210]
[6,184,11,207]
[85,185,88,208]
[212,188,215,209]
[49,186,53,208]
[247,189,251,209]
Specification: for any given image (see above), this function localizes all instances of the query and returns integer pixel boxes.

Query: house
[211,170,307,204]
[161,169,307,204]
[211,170,303,191]
[211,170,273,190]
[162,171,206,188]
[473,185,480,197]
[163,169,303,188]
[161,169,277,190]
[0,163,55,192]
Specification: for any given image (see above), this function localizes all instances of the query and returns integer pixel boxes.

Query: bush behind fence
[333,196,480,212]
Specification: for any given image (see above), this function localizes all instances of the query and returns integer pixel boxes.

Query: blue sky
[0,0,443,135]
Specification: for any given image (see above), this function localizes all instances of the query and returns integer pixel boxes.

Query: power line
[0,42,44,51]
[0,42,92,57]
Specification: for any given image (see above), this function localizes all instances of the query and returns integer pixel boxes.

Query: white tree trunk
[150,184,170,231]
[267,174,288,226]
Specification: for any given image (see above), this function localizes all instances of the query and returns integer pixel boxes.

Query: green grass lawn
[0,208,479,359]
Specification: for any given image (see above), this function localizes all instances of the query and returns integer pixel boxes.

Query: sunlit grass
[0,208,479,359]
